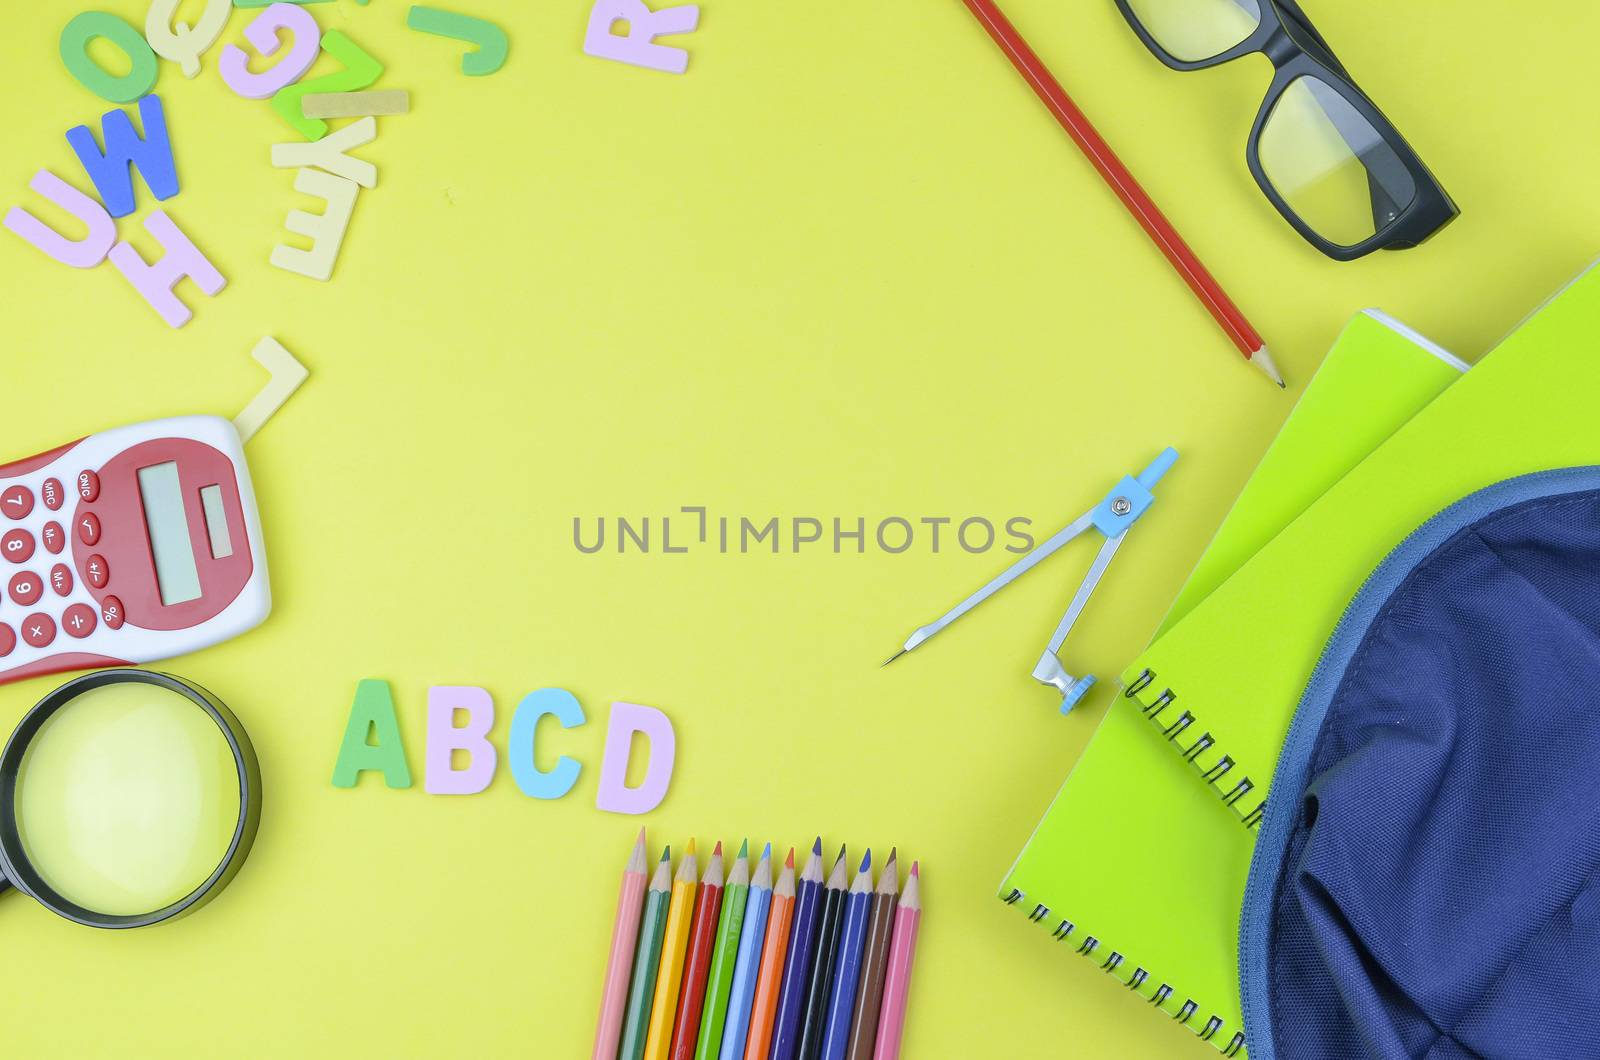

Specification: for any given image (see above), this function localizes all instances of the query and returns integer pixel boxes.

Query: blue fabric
[1240,469,1600,1060]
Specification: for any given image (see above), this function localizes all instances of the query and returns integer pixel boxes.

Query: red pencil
[669,842,726,1060]
[958,0,1284,388]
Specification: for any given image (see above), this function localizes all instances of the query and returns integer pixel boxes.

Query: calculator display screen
[137,462,202,606]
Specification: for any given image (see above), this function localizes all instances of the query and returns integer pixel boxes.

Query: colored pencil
[720,845,773,1060]
[795,847,850,1060]
[620,847,675,1060]
[957,0,1285,388]
[819,851,875,1060]
[595,829,651,1060]
[870,863,921,1060]
[743,848,796,1060]
[642,840,700,1060]
[695,840,752,1060]
[843,851,899,1060]
[669,842,726,1060]
[768,839,825,1060]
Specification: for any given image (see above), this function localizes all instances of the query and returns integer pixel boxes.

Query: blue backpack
[1242,469,1600,1060]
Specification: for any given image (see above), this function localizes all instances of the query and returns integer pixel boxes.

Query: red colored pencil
[958,0,1285,388]
[669,842,726,1060]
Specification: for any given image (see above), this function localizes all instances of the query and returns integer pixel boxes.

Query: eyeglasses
[1114,0,1458,261]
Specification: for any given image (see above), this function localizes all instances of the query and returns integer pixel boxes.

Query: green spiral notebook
[1122,259,1600,833]
[998,309,1469,1056]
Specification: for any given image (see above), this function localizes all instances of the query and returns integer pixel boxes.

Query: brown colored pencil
[843,849,900,1060]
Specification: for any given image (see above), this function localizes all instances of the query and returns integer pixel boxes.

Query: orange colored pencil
[744,848,797,1060]
[669,842,726,1060]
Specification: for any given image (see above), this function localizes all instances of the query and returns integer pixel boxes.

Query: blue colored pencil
[768,838,825,1060]
[818,851,874,1060]
[719,844,773,1060]
[796,847,850,1060]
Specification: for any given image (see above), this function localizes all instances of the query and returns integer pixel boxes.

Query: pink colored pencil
[871,862,921,1060]
[594,829,651,1060]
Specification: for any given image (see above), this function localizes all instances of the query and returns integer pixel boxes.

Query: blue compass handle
[1091,447,1179,537]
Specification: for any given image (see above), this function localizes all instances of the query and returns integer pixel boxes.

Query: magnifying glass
[0,669,260,929]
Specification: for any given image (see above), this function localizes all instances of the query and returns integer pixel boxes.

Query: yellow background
[2,2,1597,1056]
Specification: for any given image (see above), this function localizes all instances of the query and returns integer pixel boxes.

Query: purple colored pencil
[818,850,874,1060]
[768,839,825,1060]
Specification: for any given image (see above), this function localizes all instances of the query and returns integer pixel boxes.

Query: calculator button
[2,530,34,564]
[77,512,101,545]
[0,624,13,657]
[41,478,64,511]
[100,595,125,630]
[85,554,109,589]
[1,486,33,520]
[21,613,55,648]
[9,572,42,607]
[49,564,73,597]
[77,470,100,502]
[62,604,96,639]
[41,522,65,555]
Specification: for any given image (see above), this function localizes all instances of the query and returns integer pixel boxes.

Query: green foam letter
[332,679,414,788]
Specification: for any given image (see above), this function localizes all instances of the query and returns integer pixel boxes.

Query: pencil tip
[812,837,822,855]
[761,842,772,860]
[834,844,847,866]
[910,861,919,876]
[686,838,697,855]
[1252,344,1287,388]
[660,845,672,862]
[712,840,723,856]
[785,848,795,869]
[888,846,897,862]
[737,838,748,858]
[635,827,646,844]
[859,849,872,872]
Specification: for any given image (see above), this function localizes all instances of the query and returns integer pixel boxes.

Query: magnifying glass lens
[14,681,241,917]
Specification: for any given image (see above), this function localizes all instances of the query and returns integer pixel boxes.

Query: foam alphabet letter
[66,95,179,219]
[425,686,497,795]
[332,679,413,788]
[406,7,508,77]
[507,688,586,800]
[582,0,700,75]
[270,30,384,141]
[271,116,378,188]
[2,170,117,268]
[145,0,232,78]
[59,12,160,103]
[107,210,227,327]
[269,168,359,280]
[595,701,675,815]
[219,3,322,99]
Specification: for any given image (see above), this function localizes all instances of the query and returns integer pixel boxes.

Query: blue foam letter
[507,688,586,799]
[66,95,179,219]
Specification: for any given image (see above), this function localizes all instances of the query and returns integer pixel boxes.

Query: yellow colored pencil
[643,839,700,1060]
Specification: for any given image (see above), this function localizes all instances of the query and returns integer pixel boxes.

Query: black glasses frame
[1114,0,1457,261]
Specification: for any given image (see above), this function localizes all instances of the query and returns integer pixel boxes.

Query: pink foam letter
[3,170,116,268]
[219,3,322,99]
[425,685,498,795]
[107,210,227,328]
[582,0,700,75]
[595,701,675,815]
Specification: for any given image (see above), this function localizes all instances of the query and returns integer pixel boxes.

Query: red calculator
[0,415,270,685]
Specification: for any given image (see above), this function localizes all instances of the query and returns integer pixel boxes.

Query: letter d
[595,701,675,815]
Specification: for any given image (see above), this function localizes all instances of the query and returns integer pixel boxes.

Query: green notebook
[1121,258,1600,833]
[999,309,1467,1057]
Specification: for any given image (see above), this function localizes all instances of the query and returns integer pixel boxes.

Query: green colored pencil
[694,839,750,1060]
[619,847,675,1060]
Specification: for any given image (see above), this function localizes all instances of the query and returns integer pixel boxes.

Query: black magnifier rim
[0,669,261,930]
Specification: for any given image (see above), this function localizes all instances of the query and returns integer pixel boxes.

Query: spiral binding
[1124,668,1266,829]
[1002,887,1247,1057]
